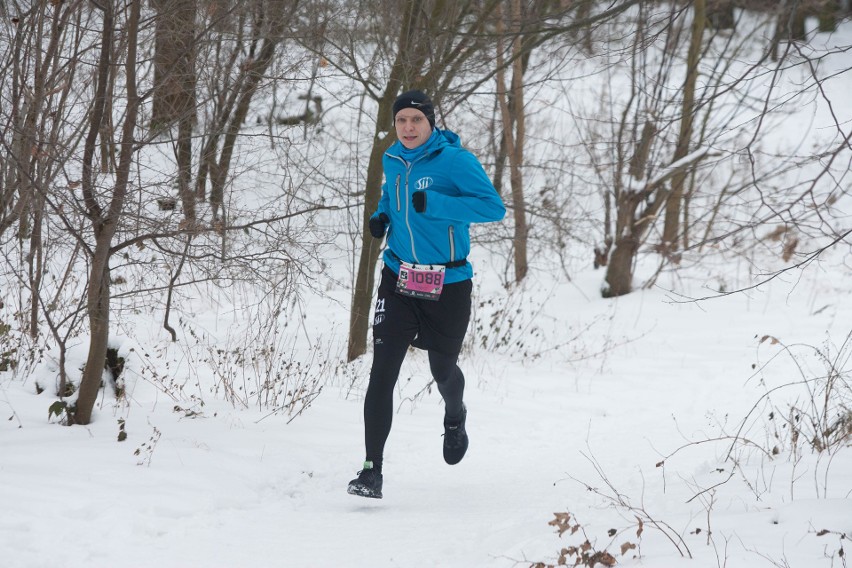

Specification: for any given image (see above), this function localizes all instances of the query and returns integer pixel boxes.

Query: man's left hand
[412,191,426,213]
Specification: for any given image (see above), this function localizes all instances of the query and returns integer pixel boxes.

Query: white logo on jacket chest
[415,177,433,190]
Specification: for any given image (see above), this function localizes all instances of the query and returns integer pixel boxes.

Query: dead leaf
[588,551,617,567]
[764,225,786,242]
[548,512,574,537]
[782,237,798,262]
[620,542,636,555]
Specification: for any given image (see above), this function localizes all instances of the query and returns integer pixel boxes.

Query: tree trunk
[347,130,394,362]
[195,19,247,204]
[9,0,52,242]
[496,0,528,283]
[706,0,734,30]
[177,114,196,222]
[27,193,44,338]
[604,149,708,298]
[152,0,198,222]
[74,0,141,425]
[74,248,111,425]
[817,0,840,32]
[571,0,594,52]
[605,232,640,298]
[661,0,704,252]
[18,3,52,329]
[604,179,640,298]
[772,1,807,60]
[208,1,291,220]
[789,10,807,41]
[151,0,196,129]
[347,0,420,362]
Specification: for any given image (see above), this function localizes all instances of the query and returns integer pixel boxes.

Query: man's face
[394,108,432,150]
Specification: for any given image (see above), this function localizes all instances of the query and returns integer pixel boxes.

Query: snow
[2,255,850,567]
[2,8,852,568]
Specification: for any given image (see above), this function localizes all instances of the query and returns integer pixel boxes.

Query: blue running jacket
[372,128,506,284]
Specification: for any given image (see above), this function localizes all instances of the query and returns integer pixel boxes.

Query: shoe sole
[347,484,383,499]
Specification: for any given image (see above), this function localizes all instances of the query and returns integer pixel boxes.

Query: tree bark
[151,0,196,129]
[706,0,734,30]
[661,0,705,252]
[605,149,708,298]
[817,0,841,32]
[347,129,394,362]
[605,229,640,297]
[74,0,141,425]
[496,0,528,283]
[772,1,807,60]
[177,114,196,221]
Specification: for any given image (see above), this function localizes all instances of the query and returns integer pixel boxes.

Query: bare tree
[0,0,331,423]
[580,0,851,298]
[0,0,89,344]
[73,0,143,425]
[495,0,529,283]
[195,0,301,224]
[151,0,197,221]
[661,0,706,253]
[587,3,745,296]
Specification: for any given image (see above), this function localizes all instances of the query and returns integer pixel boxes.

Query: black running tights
[363,337,464,473]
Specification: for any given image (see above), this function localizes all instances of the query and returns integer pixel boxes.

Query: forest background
[1,1,851,567]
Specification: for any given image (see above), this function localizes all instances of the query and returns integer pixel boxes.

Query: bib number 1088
[411,271,442,286]
[396,262,446,301]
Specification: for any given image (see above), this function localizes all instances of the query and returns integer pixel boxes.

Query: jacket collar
[387,128,460,162]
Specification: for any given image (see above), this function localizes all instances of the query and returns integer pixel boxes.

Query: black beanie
[393,89,435,129]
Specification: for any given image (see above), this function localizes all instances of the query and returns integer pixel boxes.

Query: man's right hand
[369,213,390,238]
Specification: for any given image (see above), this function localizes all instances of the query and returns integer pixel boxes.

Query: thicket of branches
[0,0,850,425]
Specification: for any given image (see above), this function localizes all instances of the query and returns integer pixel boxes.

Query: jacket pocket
[448,225,455,261]
[395,175,401,211]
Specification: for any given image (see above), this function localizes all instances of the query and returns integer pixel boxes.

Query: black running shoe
[443,405,468,465]
[347,462,383,499]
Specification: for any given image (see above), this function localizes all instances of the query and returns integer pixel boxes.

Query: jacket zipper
[404,163,418,263]
[385,150,439,265]
[448,225,455,262]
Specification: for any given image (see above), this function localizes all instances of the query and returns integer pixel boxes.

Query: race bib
[396,261,445,301]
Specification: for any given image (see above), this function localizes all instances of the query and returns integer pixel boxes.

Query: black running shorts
[372,266,472,356]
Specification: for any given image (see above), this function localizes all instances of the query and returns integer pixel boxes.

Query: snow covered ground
[2,7,851,568]
[2,250,850,567]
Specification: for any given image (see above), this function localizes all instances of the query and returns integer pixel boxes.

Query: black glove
[412,191,426,213]
[369,213,389,238]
